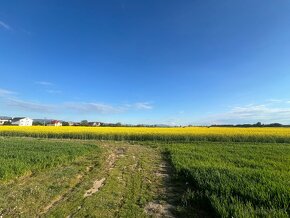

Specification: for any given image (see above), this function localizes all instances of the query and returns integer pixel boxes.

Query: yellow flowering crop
[1,126,290,143]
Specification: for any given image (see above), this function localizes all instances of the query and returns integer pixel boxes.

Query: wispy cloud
[46,89,62,94]
[199,103,290,125]
[64,102,123,114]
[178,110,185,114]
[0,88,16,96]
[2,99,152,114]
[20,28,32,35]
[132,102,153,110]
[0,87,152,115]
[35,81,54,86]
[65,101,153,114]
[5,98,56,113]
[0,20,11,30]
[266,99,283,103]
[35,82,62,94]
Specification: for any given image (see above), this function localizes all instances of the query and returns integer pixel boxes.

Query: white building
[68,121,74,126]
[88,122,101,127]
[47,120,62,126]
[11,117,33,126]
[0,117,11,125]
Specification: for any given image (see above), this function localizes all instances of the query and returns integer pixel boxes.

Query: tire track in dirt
[145,153,213,218]
[40,147,125,216]
[39,163,92,215]
[82,149,122,198]
[144,160,177,218]
[67,147,126,218]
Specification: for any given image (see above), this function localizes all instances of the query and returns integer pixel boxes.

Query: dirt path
[144,155,181,218]
[40,147,124,216]
[0,141,182,217]
[44,143,175,217]
[83,178,106,197]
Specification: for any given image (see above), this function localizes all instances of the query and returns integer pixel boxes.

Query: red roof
[51,120,61,124]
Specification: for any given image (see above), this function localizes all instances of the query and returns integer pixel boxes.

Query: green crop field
[0,138,168,217]
[164,142,290,217]
[0,130,290,217]
[0,138,100,181]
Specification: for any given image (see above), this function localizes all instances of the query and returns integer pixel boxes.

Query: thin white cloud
[64,102,123,114]
[46,89,62,94]
[266,99,283,103]
[0,88,16,96]
[200,104,290,125]
[35,81,54,86]
[133,102,153,110]
[0,20,11,30]
[0,89,152,115]
[265,99,290,105]
[20,28,32,35]
[5,98,56,113]
[2,99,153,114]
[65,102,152,114]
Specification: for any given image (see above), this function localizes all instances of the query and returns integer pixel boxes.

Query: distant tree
[268,123,282,127]
[115,122,122,127]
[3,121,11,126]
[256,122,262,127]
[33,121,43,126]
[80,120,88,126]
[62,121,69,126]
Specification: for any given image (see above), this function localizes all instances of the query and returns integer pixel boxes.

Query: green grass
[46,144,163,218]
[0,138,100,180]
[0,138,166,217]
[164,142,290,217]
[2,137,289,217]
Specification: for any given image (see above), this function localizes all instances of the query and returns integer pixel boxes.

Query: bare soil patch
[40,147,124,215]
[145,158,178,217]
[145,201,175,217]
[84,178,106,197]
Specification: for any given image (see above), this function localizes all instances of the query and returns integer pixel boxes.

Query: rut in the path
[40,147,125,216]
[144,159,178,218]
[145,154,214,218]
[83,148,125,198]
[40,166,88,215]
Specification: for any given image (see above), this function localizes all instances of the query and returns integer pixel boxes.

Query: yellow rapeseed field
[1,126,290,142]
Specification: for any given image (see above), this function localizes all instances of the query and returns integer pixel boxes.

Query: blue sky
[1,0,290,125]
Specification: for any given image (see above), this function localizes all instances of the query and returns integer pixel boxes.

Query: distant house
[48,120,62,126]
[88,122,101,127]
[0,116,12,125]
[72,122,81,126]
[11,117,33,126]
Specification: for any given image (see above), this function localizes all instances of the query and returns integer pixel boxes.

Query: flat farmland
[164,142,290,217]
[0,137,168,217]
[0,127,289,217]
